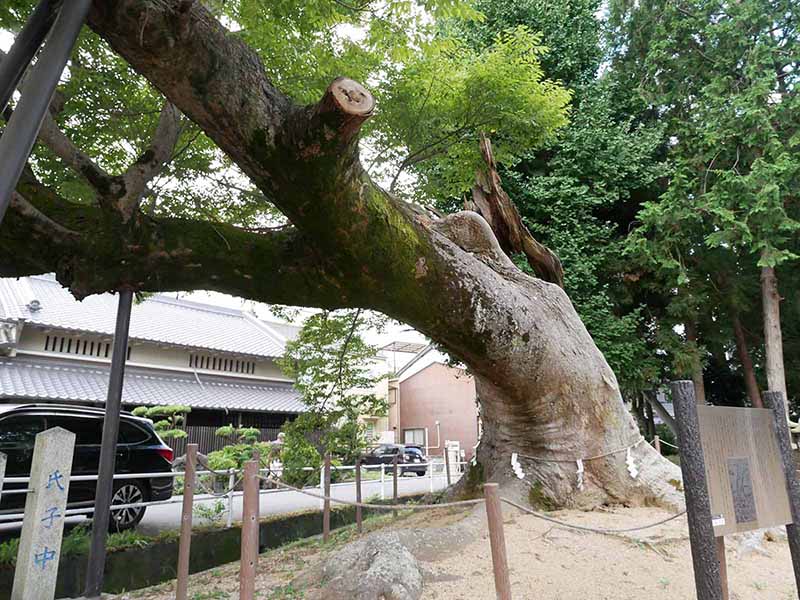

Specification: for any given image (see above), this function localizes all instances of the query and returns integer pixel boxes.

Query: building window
[189,353,256,375]
[403,428,425,446]
[364,421,376,442]
[44,335,126,360]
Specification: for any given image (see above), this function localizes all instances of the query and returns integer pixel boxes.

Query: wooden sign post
[671,381,723,600]
[672,381,800,599]
[762,390,800,594]
[12,427,76,600]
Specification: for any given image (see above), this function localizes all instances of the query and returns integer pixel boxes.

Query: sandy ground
[112,506,796,600]
[422,507,795,600]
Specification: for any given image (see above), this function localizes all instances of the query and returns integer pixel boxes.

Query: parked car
[0,404,174,530]
[401,445,428,476]
[362,443,428,476]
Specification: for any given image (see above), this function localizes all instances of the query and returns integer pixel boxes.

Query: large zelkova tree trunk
[731,310,762,408]
[761,263,789,419]
[0,0,682,509]
[684,322,707,404]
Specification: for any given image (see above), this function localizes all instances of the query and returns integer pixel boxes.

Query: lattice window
[44,335,131,360]
[188,353,255,374]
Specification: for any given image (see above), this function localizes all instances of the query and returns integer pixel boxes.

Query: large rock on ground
[299,531,423,600]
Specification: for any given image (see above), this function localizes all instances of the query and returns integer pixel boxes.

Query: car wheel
[416,470,425,476]
[109,480,148,531]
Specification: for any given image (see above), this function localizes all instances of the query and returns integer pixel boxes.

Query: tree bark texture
[761,264,789,420]
[0,0,682,508]
[731,310,762,408]
[685,322,707,405]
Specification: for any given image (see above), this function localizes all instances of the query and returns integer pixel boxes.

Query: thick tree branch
[9,192,80,242]
[2,180,352,308]
[120,101,182,218]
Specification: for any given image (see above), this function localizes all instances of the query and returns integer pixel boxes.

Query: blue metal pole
[0,0,91,226]
[0,0,61,113]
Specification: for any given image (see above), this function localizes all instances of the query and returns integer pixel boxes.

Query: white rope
[501,497,687,535]
[516,437,646,464]
[259,475,484,511]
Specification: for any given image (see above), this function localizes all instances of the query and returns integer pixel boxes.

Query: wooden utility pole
[176,444,198,600]
[484,483,512,600]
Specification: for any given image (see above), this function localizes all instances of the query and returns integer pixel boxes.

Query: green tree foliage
[131,405,190,441]
[277,310,387,467]
[446,0,666,392]
[613,0,800,404]
[373,27,571,198]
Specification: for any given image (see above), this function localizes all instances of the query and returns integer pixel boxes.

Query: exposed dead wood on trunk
[466,134,564,287]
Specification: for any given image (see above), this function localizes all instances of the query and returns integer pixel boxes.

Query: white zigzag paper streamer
[626,448,639,479]
[575,459,584,491]
[510,452,525,479]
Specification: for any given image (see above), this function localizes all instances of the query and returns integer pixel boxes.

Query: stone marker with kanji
[12,427,76,600]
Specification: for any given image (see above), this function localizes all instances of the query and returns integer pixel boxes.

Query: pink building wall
[390,362,479,459]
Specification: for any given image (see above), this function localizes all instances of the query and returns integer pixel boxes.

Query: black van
[0,404,174,530]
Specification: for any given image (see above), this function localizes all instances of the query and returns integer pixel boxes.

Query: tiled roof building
[0,275,304,452]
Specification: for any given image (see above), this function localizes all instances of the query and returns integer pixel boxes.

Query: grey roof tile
[0,275,300,357]
[0,358,305,413]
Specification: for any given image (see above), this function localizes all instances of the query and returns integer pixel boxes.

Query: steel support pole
[84,288,134,598]
[0,0,91,225]
[0,0,60,112]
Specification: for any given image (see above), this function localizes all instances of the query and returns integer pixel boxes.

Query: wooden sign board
[697,405,792,536]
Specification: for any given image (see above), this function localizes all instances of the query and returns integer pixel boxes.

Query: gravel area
[109,505,797,600]
[422,506,795,600]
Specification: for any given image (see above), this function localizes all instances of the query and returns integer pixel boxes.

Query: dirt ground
[422,506,794,600]
[113,506,796,600]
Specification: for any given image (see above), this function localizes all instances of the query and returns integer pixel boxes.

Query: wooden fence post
[355,457,363,534]
[176,443,197,600]
[239,460,259,600]
[393,454,399,518]
[671,380,724,600]
[654,434,661,454]
[484,483,512,600]
[763,390,800,596]
[12,427,76,600]
[323,452,331,543]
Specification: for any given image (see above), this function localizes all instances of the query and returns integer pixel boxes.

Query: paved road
[137,471,460,535]
[0,470,462,536]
